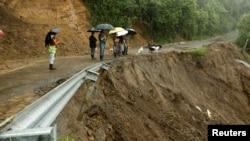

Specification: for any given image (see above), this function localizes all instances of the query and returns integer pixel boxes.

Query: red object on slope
[0,30,5,36]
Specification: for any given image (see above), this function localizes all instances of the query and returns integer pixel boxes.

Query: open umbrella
[116,30,128,37]
[50,27,60,34]
[109,27,125,34]
[45,27,60,46]
[87,27,101,32]
[0,30,5,36]
[95,23,114,30]
[126,28,137,35]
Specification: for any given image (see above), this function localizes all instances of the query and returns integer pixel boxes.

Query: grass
[187,47,208,57]
[241,49,250,63]
[58,136,75,141]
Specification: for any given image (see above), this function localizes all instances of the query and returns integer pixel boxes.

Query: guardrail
[0,62,109,141]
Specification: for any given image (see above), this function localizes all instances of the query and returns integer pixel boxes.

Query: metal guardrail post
[0,125,56,141]
[85,70,99,82]
[77,63,110,121]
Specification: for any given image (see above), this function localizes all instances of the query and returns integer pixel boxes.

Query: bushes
[236,14,250,49]
[188,47,207,57]
[83,0,249,43]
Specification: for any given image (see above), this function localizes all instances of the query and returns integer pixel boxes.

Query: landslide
[1,1,250,141]
[55,42,250,141]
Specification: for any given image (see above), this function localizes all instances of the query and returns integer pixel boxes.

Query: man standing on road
[98,30,106,61]
[89,32,97,60]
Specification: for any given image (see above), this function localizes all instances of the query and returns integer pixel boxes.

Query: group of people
[89,30,129,60]
[45,29,130,71]
[112,35,129,57]
[88,30,106,60]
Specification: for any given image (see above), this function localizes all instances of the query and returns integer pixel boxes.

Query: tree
[236,14,250,49]
[83,0,250,43]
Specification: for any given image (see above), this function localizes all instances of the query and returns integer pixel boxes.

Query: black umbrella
[95,23,114,30]
[87,27,101,32]
[126,28,137,35]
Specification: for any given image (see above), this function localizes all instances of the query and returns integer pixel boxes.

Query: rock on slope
[55,42,250,141]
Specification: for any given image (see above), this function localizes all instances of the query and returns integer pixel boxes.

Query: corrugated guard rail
[0,62,109,141]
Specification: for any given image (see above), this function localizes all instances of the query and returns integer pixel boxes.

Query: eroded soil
[1,0,250,141]
[54,42,250,141]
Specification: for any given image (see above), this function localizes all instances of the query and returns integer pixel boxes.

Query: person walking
[48,35,60,70]
[98,30,107,61]
[89,32,97,60]
[113,36,119,58]
[118,36,125,55]
[124,35,129,55]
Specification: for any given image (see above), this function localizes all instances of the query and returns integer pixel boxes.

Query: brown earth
[1,1,250,141]
[54,42,250,141]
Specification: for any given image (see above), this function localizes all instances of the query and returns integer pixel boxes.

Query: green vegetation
[58,136,75,141]
[188,47,207,57]
[241,49,250,63]
[83,0,250,43]
[236,14,250,50]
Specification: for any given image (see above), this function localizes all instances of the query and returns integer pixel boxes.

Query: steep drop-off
[55,42,250,141]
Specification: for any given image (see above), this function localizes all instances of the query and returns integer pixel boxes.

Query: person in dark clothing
[89,32,97,60]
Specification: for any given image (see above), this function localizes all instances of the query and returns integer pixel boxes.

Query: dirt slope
[0,0,87,59]
[54,42,250,141]
[1,0,250,141]
[0,0,147,62]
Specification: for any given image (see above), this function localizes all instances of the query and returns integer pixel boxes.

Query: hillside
[55,42,250,140]
[1,41,250,140]
[1,1,250,141]
[0,0,147,61]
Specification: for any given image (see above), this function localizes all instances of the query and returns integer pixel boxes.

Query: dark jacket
[89,35,97,48]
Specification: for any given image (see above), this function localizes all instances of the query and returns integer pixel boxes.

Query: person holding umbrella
[124,35,129,55]
[48,34,60,70]
[112,36,120,58]
[89,32,97,60]
[45,27,60,70]
[98,30,107,61]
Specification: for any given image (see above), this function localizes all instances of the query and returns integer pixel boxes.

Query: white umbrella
[50,27,60,34]
[109,27,125,34]
[116,30,128,37]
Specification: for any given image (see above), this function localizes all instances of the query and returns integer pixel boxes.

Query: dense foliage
[83,0,250,43]
[236,14,250,49]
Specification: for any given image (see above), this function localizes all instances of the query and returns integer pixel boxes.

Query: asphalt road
[0,31,238,104]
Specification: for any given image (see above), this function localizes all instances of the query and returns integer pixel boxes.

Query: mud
[54,42,250,141]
